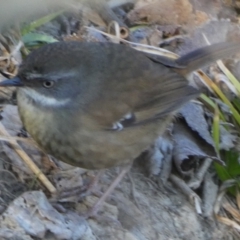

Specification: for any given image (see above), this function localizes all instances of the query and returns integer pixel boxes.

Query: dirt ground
[79,166,229,240]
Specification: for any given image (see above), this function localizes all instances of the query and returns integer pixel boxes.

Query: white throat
[20,88,70,107]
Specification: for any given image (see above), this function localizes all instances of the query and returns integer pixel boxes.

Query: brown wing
[83,41,240,129]
[82,44,198,129]
[132,72,198,126]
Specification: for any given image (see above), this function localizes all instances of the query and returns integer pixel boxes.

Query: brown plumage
[0,41,239,169]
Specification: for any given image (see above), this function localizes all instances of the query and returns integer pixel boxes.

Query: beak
[0,77,24,87]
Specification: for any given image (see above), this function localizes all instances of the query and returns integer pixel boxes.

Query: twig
[0,122,56,193]
[170,174,202,214]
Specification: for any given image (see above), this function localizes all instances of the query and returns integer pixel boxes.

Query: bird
[0,41,239,215]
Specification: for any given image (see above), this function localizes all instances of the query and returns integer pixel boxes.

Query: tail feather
[177,42,240,75]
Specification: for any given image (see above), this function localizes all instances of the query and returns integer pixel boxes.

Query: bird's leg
[86,164,132,217]
[127,172,140,209]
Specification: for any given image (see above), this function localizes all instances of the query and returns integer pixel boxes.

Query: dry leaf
[173,121,222,175]
[180,102,215,147]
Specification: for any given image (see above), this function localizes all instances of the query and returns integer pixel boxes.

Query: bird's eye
[43,80,54,88]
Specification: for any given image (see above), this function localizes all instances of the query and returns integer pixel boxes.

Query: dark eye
[43,80,54,88]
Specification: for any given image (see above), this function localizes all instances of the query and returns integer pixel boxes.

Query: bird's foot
[84,165,131,218]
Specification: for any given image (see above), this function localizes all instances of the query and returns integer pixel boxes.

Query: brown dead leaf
[128,0,193,25]
[128,0,209,28]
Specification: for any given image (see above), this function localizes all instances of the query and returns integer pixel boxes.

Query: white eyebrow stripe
[21,88,70,107]
[27,70,78,81]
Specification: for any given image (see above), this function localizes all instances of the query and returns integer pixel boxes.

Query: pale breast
[17,89,171,170]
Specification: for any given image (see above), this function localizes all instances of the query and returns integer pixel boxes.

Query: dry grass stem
[0,122,56,193]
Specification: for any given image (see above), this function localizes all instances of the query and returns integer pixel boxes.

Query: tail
[176,42,240,75]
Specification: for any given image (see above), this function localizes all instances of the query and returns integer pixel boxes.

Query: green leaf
[22,33,58,46]
[217,60,240,97]
[224,151,240,178]
[21,10,64,35]
[214,162,231,182]
[233,98,240,112]
[212,106,220,154]
[215,150,240,182]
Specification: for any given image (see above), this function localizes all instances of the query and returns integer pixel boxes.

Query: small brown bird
[0,41,239,214]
